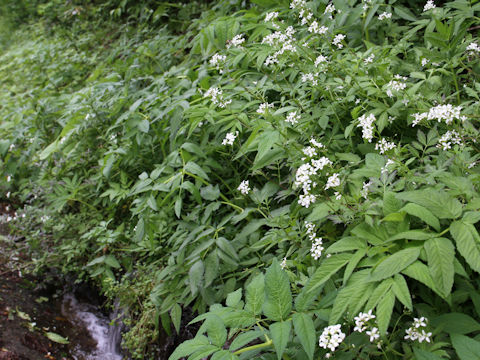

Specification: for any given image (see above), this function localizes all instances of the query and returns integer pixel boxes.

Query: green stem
[451,65,461,104]
[233,339,273,355]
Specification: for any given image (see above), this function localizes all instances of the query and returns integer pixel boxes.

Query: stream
[61,293,124,360]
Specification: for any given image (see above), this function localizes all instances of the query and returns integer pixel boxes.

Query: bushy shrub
[1,0,480,358]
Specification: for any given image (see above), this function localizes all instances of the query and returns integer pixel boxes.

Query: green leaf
[104,255,121,269]
[201,185,220,201]
[171,303,182,334]
[413,348,446,360]
[400,203,440,231]
[343,249,366,284]
[366,279,393,310]
[39,140,59,160]
[292,313,316,360]
[451,334,480,360]
[402,261,440,296]
[211,350,239,360]
[229,330,264,351]
[45,332,69,344]
[396,190,462,219]
[370,247,421,281]
[263,259,292,321]
[376,290,395,335]
[270,320,291,360]
[138,119,150,133]
[394,6,417,21]
[392,274,412,311]
[383,192,403,215]
[245,274,264,315]
[431,313,480,334]
[306,203,330,222]
[189,261,204,296]
[226,289,243,308]
[184,161,209,181]
[450,221,480,273]
[216,237,239,261]
[424,238,455,297]
[168,335,211,360]
[307,253,351,293]
[206,315,227,347]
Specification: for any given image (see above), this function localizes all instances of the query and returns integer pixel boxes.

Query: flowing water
[61,293,124,360]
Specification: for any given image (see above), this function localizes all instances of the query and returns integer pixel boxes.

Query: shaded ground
[0,218,99,360]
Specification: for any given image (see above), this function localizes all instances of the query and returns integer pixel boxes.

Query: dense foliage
[1,0,480,358]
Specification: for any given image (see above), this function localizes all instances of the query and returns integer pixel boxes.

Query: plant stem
[233,339,273,355]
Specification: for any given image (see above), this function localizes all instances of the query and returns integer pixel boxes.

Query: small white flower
[308,21,328,35]
[467,42,480,55]
[324,3,335,14]
[423,0,436,11]
[361,181,372,199]
[332,34,346,48]
[237,180,251,195]
[209,53,227,70]
[227,34,246,48]
[386,75,407,97]
[366,327,380,342]
[257,102,274,114]
[364,54,375,64]
[315,54,329,67]
[6,175,11,182]
[222,131,239,146]
[378,12,392,20]
[375,138,396,154]
[286,111,301,125]
[334,191,342,200]
[421,58,429,66]
[437,130,462,150]
[280,257,287,269]
[264,11,279,22]
[325,173,340,190]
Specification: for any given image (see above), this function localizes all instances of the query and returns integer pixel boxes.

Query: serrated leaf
[229,330,264,351]
[245,274,264,315]
[370,247,421,281]
[392,274,412,311]
[263,259,292,321]
[171,303,182,334]
[307,253,351,293]
[168,335,211,360]
[292,313,315,360]
[400,203,440,231]
[402,261,442,297]
[451,221,480,273]
[451,334,480,360]
[184,161,209,181]
[270,321,291,360]
[424,238,455,297]
[226,289,243,308]
[431,313,480,334]
[189,261,204,296]
[376,290,395,335]
[206,315,227,347]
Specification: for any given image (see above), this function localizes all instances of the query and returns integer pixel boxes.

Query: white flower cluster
[286,111,301,125]
[237,180,251,195]
[467,41,480,55]
[412,104,463,126]
[404,317,432,343]
[222,131,239,146]
[209,53,226,71]
[361,181,372,199]
[257,102,274,115]
[319,324,345,352]
[375,138,396,154]
[226,34,245,49]
[264,11,279,22]
[262,27,297,66]
[332,34,346,48]
[386,75,407,97]
[308,21,328,35]
[381,159,395,175]
[437,130,462,150]
[354,310,376,332]
[290,0,312,25]
[301,72,319,86]
[364,54,375,64]
[295,156,332,207]
[423,0,436,12]
[315,54,329,67]
[421,58,429,66]
[378,12,392,20]
[362,0,372,11]
[306,222,324,260]
[204,87,232,108]
[325,173,340,190]
[357,113,376,142]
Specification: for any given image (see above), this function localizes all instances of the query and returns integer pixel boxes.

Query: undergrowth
[1,0,480,359]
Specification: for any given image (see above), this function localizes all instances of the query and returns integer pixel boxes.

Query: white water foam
[62,294,123,360]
